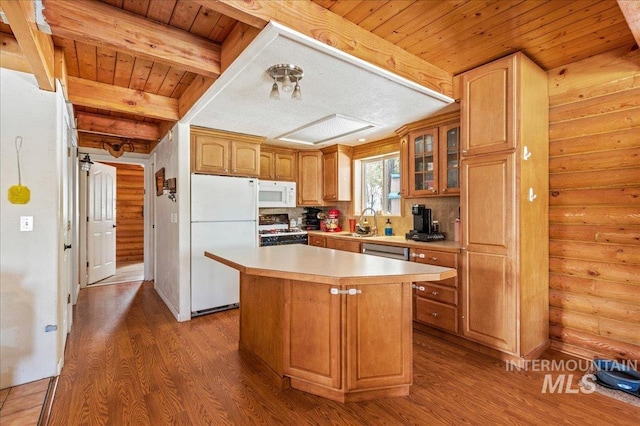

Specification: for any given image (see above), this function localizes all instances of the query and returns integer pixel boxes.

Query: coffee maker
[405,204,445,242]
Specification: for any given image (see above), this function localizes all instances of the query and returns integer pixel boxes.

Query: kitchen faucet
[355,207,378,236]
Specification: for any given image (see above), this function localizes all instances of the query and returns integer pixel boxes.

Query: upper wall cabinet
[297,150,325,206]
[460,55,515,156]
[260,146,297,181]
[191,127,263,177]
[321,144,352,202]
[397,112,460,197]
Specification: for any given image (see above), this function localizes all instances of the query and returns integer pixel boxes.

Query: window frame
[353,152,401,217]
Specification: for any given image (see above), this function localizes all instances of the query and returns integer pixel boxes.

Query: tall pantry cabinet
[459,52,549,360]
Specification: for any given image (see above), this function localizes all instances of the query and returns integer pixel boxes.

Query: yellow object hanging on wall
[8,136,31,204]
[8,185,31,204]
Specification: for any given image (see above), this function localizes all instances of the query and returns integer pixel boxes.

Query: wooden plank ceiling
[0,0,636,156]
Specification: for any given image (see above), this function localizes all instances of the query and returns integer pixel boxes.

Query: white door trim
[78,153,153,287]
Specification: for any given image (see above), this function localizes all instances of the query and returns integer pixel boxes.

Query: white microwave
[258,180,296,208]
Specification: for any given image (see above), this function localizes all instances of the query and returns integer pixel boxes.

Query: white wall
[0,69,61,388]
[153,122,191,321]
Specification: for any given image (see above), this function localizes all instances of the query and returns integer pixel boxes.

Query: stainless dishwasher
[361,242,410,261]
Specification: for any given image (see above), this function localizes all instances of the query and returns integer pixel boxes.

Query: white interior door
[62,112,74,333]
[87,162,117,284]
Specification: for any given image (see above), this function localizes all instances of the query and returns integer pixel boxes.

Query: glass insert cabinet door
[442,124,460,193]
[409,128,438,195]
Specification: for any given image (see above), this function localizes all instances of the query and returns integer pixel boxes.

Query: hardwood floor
[49,281,639,425]
[89,261,144,286]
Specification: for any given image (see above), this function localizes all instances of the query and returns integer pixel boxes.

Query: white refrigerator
[190,174,258,315]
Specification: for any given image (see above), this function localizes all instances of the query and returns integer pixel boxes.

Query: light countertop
[307,231,462,253]
[204,245,456,286]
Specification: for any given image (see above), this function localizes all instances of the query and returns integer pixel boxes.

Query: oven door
[260,233,308,246]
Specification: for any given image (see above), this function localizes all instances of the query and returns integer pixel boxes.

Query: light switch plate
[20,216,33,231]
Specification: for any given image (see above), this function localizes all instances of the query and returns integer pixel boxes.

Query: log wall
[103,162,145,262]
[547,45,640,361]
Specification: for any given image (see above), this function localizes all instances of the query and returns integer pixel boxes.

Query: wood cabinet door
[399,135,409,197]
[274,151,296,181]
[284,281,341,388]
[231,141,259,177]
[408,127,439,196]
[322,151,338,201]
[460,54,515,156]
[259,150,274,180]
[438,123,460,195]
[346,283,412,390]
[297,151,324,206]
[192,134,229,174]
[460,152,516,353]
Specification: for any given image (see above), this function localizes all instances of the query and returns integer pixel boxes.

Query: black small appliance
[302,207,322,230]
[405,204,445,242]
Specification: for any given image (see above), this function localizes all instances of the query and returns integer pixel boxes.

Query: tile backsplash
[337,197,460,240]
[261,197,460,240]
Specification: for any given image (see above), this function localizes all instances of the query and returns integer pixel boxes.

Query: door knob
[113,224,117,228]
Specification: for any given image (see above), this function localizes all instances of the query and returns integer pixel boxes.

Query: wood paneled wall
[103,162,145,262]
[547,45,640,361]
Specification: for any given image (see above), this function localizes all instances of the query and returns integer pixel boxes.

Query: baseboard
[154,284,183,322]
[413,322,550,364]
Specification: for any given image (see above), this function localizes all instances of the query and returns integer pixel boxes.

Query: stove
[259,213,308,246]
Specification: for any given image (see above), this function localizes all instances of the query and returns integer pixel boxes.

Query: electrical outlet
[20,216,33,231]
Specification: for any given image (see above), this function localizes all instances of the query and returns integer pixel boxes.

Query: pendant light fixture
[79,153,94,172]
[267,64,303,100]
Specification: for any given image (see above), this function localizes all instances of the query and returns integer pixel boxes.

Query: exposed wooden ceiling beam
[0,32,32,74]
[79,133,151,155]
[179,75,216,119]
[76,111,160,141]
[221,22,261,73]
[68,76,179,121]
[618,1,640,47]
[195,0,453,97]
[1,0,55,91]
[41,0,222,78]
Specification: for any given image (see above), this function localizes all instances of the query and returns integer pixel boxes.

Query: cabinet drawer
[411,249,457,268]
[415,298,457,333]
[326,238,361,253]
[308,235,326,247]
[413,282,457,305]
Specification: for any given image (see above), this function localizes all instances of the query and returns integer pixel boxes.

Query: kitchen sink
[351,232,377,238]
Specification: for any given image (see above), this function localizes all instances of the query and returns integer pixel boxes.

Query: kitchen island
[205,244,456,402]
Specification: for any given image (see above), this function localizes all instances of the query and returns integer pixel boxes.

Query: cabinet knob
[431,312,439,318]
[411,284,425,291]
[431,291,438,296]
[462,149,468,154]
[418,253,425,258]
[442,188,447,193]
[430,189,437,193]
[330,288,361,295]
[431,257,438,261]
